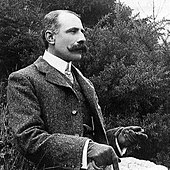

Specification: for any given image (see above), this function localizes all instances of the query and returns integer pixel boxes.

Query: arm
[106,127,126,157]
[7,72,88,169]
[106,126,148,157]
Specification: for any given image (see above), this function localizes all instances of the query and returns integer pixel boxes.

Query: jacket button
[72,110,77,115]
[75,134,79,137]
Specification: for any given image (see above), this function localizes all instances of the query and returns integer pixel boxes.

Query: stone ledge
[119,157,168,170]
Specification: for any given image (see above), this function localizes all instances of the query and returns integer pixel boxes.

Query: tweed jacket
[7,56,120,170]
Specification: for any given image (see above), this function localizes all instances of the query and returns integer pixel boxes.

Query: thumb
[114,127,124,137]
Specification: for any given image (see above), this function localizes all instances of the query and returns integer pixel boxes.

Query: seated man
[7,9,147,170]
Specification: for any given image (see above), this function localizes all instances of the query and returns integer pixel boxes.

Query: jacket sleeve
[106,127,127,157]
[7,72,88,169]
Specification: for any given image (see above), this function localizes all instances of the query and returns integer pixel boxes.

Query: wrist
[116,137,127,156]
[117,136,124,150]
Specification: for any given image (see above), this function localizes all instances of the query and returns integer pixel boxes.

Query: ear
[45,30,55,45]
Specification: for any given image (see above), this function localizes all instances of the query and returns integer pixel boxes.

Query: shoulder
[8,61,40,81]
[8,62,40,90]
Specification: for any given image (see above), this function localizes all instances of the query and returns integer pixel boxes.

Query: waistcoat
[71,74,94,139]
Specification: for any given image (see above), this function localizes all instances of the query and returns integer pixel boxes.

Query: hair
[41,10,80,49]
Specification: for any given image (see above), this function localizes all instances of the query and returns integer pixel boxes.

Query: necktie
[65,62,74,84]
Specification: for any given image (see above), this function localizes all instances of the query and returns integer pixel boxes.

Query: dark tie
[65,62,74,84]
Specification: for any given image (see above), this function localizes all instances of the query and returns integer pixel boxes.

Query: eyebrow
[66,27,85,33]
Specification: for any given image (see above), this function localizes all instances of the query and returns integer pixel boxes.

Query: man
[7,10,147,170]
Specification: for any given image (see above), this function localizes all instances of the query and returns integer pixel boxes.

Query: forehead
[58,12,84,30]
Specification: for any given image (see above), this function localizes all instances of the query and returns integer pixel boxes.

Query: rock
[119,157,168,170]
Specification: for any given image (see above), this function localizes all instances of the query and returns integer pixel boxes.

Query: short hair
[41,10,80,49]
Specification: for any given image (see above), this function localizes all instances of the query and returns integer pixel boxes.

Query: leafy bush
[105,106,170,168]
[0,0,44,78]
[0,0,170,169]
[79,5,170,118]
[79,2,170,167]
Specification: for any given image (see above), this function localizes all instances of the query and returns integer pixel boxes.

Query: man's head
[42,10,87,62]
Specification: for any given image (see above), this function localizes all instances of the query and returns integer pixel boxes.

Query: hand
[115,126,148,148]
[87,141,120,170]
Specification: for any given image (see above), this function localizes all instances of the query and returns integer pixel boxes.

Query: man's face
[52,12,86,62]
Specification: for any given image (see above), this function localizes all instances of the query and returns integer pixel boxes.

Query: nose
[77,31,86,44]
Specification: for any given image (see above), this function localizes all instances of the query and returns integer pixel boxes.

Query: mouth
[67,43,88,54]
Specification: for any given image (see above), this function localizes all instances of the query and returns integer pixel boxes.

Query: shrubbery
[0,0,170,169]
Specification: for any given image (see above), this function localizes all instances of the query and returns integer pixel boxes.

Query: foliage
[105,106,170,168]
[0,0,170,169]
[78,2,170,167]
[0,0,118,79]
[79,3,170,118]
[0,0,44,78]
[142,108,170,167]
[90,58,169,117]
[41,0,117,27]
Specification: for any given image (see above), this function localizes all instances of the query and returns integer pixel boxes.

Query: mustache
[67,43,88,53]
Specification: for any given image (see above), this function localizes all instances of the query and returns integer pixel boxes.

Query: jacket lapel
[34,56,73,89]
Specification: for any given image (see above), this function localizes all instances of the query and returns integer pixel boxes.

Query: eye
[70,29,77,33]
[66,28,79,34]
[68,28,77,34]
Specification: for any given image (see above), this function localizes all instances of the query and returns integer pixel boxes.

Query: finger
[91,161,103,170]
[129,130,137,139]
[135,132,148,140]
[124,131,137,145]
[126,132,148,145]
[126,126,143,132]
[125,136,136,145]
[114,127,124,137]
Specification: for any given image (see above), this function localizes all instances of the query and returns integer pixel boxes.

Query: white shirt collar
[42,50,72,74]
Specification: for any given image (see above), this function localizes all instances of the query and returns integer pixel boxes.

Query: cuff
[81,139,91,169]
[115,137,127,156]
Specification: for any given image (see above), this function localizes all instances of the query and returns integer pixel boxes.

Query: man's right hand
[87,141,120,170]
